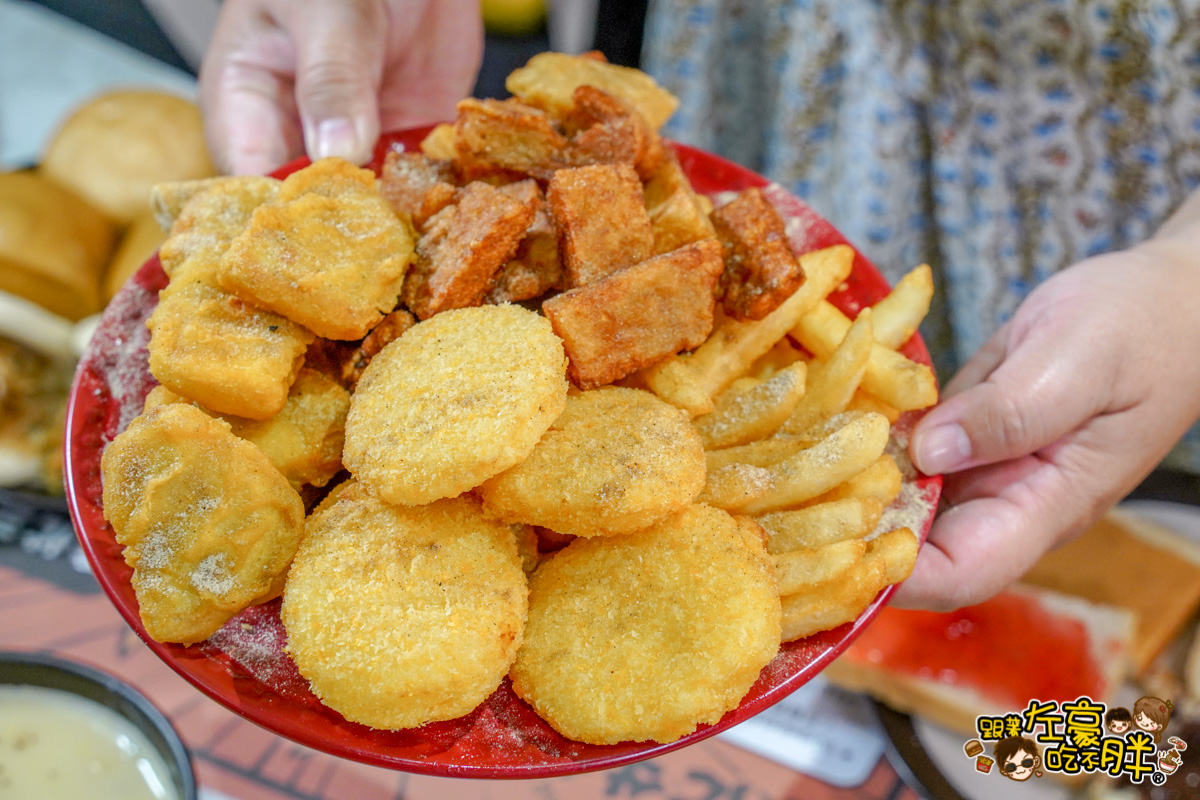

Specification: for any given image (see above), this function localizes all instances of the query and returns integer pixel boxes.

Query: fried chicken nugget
[479,387,705,537]
[510,504,780,744]
[343,304,568,505]
[219,158,415,340]
[144,366,350,489]
[147,274,314,420]
[100,404,305,645]
[148,176,313,420]
[282,487,527,730]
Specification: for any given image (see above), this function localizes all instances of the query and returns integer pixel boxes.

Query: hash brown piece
[101,403,305,644]
[282,488,527,730]
[342,304,568,505]
[542,239,724,388]
[454,97,569,181]
[711,188,806,321]
[219,158,415,340]
[547,163,654,289]
[479,387,706,537]
[402,181,537,319]
[510,503,781,744]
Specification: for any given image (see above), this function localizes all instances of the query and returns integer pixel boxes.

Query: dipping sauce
[0,685,178,799]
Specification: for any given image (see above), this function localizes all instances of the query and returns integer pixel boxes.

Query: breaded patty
[282,488,528,730]
[479,387,705,537]
[342,304,568,505]
[101,404,305,644]
[510,504,780,744]
[218,158,415,340]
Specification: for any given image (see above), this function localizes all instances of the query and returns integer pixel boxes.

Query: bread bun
[104,208,166,302]
[0,171,115,321]
[824,585,1135,737]
[40,90,216,225]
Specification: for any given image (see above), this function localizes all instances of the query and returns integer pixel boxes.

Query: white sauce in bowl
[0,685,178,799]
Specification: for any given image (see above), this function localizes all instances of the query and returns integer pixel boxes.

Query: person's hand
[897,238,1200,610]
[200,0,482,176]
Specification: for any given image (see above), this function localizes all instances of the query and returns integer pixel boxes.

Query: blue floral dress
[643,0,1200,470]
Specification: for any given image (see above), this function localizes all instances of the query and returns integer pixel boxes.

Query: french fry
[636,356,715,417]
[791,300,938,411]
[784,410,870,448]
[774,539,866,595]
[870,264,933,349]
[693,362,807,449]
[687,245,855,399]
[846,390,901,424]
[781,557,888,642]
[801,454,903,509]
[865,527,919,584]
[726,412,890,515]
[420,123,458,160]
[749,337,806,381]
[778,309,872,435]
[697,463,774,510]
[757,497,885,553]
[705,436,807,473]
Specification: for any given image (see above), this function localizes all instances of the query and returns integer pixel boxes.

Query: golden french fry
[774,539,866,595]
[697,463,774,509]
[739,412,890,515]
[778,309,872,435]
[636,355,716,417]
[780,557,888,642]
[757,497,885,553]
[420,123,458,160]
[688,245,855,399]
[846,390,901,424]
[866,527,919,584]
[748,337,806,380]
[705,437,807,473]
[801,454,903,509]
[791,300,937,411]
[694,362,807,449]
[871,264,933,349]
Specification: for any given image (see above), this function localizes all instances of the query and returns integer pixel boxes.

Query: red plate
[65,128,942,779]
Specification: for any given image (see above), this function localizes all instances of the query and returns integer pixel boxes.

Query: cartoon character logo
[995,736,1042,782]
[1133,696,1172,744]
[1105,706,1132,735]
[1159,748,1183,775]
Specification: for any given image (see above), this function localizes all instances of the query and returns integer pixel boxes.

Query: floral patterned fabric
[644,0,1200,470]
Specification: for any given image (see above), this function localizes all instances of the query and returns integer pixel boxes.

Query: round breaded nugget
[510,504,781,744]
[343,305,568,505]
[478,387,705,536]
[100,404,305,645]
[282,488,528,730]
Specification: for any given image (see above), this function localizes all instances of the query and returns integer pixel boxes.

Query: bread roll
[40,90,216,225]
[0,171,115,321]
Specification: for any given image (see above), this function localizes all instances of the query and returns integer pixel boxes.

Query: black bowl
[0,650,197,800]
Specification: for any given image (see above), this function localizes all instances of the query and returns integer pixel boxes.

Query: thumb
[280,0,388,164]
[910,328,1105,476]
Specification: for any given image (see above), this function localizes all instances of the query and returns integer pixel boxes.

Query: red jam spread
[842,591,1107,706]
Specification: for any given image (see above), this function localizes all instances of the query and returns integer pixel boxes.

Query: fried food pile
[99,51,939,745]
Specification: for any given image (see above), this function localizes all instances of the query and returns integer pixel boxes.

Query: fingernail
[313,118,361,161]
[915,424,971,474]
